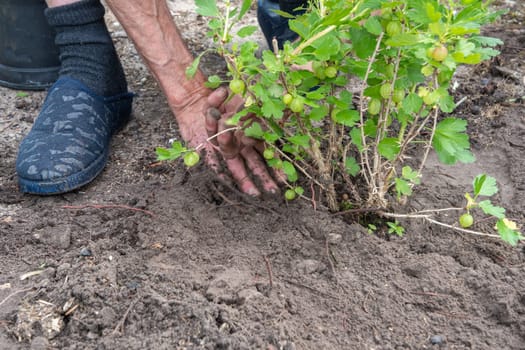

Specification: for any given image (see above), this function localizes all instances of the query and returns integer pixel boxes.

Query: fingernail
[209,108,221,120]
[247,188,260,196]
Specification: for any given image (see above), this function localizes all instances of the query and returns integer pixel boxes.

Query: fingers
[254,143,288,184]
[205,107,221,146]
[217,118,240,159]
[240,147,280,193]
[207,87,229,108]
[225,156,261,196]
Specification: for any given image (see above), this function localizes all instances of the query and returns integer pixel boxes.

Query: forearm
[105,0,210,112]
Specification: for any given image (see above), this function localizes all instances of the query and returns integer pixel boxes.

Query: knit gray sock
[45,0,128,97]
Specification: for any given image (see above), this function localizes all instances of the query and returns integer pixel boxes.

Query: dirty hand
[203,87,284,196]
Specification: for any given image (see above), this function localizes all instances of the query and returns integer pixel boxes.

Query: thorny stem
[359,31,384,193]
[274,147,326,191]
[222,0,231,43]
[291,0,364,56]
[195,126,241,151]
[378,211,501,239]
[417,106,439,176]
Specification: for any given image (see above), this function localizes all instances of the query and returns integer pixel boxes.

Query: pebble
[80,247,93,257]
[430,335,444,345]
[327,233,342,244]
[30,336,49,350]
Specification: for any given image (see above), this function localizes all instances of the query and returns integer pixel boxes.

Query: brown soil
[1,1,524,349]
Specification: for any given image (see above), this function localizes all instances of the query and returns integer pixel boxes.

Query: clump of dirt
[1,1,524,349]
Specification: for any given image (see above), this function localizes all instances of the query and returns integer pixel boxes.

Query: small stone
[30,336,49,350]
[237,288,263,304]
[327,233,342,244]
[430,335,444,345]
[80,247,92,257]
[295,259,326,274]
[126,280,141,290]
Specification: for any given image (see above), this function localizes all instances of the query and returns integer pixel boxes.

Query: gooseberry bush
[157,0,522,245]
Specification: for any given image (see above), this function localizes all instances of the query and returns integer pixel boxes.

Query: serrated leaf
[401,166,420,184]
[237,25,258,38]
[195,0,219,17]
[225,109,249,126]
[478,200,505,219]
[238,0,252,20]
[452,52,482,64]
[333,109,359,127]
[378,137,400,161]
[287,135,310,148]
[156,141,187,161]
[309,105,328,121]
[294,186,305,196]
[433,118,475,165]
[349,28,377,59]
[364,16,383,35]
[261,98,285,119]
[496,219,523,246]
[395,178,412,197]
[473,174,498,197]
[385,33,422,47]
[205,75,222,88]
[438,94,456,113]
[244,121,264,139]
[344,157,360,177]
[283,161,298,182]
[312,32,341,61]
[155,147,174,161]
[402,93,423,114]
[350,127,363,152]
[185,54,203,78]
[471,36,503,47]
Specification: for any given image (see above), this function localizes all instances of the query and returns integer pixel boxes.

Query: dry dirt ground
[1,1,525,349]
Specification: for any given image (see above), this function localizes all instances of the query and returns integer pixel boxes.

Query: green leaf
[471,36,503,47]
[473,174,498,197]
[344,157,360,177]
[244,121,264,139]
[238,0,252,20]
[364,16,383,35]
[312,32,341,61]
[401,166,420,185]
[283,161,298,182]
[350,127,364,152]
[496,219,523,246]
[395,178,412,197]
[333,109,359,127]
[349,28,377,59]
[156,141,187,161]
[309,105,329,121]
[195,0,219,17]
[478,200,505,219]
[385,33,422,47]
[237,25,258,38]
[287,135,310,148]
[185,53,204,78]
[377,137,400,161]
[261,98,285,119]
[402,93,423,114]
[433,118,475,165]
[452,52,482,64]
[262,50,283,72]
[205,75,222,89]
[294,186,305,196]
[438,94,456,113]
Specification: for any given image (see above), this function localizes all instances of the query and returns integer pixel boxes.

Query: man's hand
[205,87,285,196]
[175,87,283,196]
